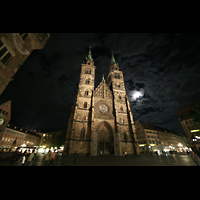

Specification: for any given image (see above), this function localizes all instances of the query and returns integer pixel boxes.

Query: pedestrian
[122,151,125,157]
[44,150,51,166]
[125,151,127,158]
[74,151,78,164]
[7,147,22,166]
[49,150,56,166]
[100,150,102,158]
[21,150,28,166]
[0,147,2,157]
[27,150,36,166]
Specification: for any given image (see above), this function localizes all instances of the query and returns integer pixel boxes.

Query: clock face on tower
[12,33,29,55]
[99,104,109,114]
[0,118,4,125]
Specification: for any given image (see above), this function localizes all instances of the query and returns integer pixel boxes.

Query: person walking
[100,150,102,158]
[27,150,36,166]
[21,150,28,166]
[49,150,56,166]
[44,150,51,166]
[74,151,78,164]
[125,151,127,158]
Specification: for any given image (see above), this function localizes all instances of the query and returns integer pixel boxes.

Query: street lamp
[178,143,183,147]
[178,143,183,153]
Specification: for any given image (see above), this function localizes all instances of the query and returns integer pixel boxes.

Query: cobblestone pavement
[0,153,197,166]
[34,153,197,166]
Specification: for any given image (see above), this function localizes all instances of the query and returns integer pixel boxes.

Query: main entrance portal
[96,121,114,155]
[98,141,114,154]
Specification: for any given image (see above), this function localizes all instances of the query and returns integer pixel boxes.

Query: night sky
[1,33,200,134]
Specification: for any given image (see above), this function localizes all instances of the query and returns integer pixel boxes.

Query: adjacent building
[64,48,139,156]
[0,100,11,142]
[0,124,42,150]
[37,132,54,148]
[0,33,50,95]
[135,120,189,154]
[178,101,200,150]
[0,33,50,149]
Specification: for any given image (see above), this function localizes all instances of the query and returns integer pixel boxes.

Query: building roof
[138,121,183,136]
[7,124,41,138]
[139,121,163,131]
[0,99,11,106]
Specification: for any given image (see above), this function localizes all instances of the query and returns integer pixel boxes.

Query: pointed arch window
[80,127,85,140]
[85,79,90,84]
[85,90,89,96]
[123,131,128,141]
[83,102,87,108]
[85,68,91,74]
[116,83,120,88]
[115,73,120,79]
[120,106,123,112]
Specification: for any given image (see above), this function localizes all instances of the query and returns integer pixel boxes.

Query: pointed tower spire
[109,50,119,72]
[88,46,93,61]
[111,51,116,64]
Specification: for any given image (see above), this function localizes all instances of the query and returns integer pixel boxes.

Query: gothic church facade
[64,47,139,156]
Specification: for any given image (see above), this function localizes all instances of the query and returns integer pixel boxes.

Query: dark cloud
[1,33,200,134]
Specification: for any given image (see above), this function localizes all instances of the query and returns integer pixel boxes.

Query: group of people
[44,150,56,166]
[7,147,37,166]
[7,147,56,166]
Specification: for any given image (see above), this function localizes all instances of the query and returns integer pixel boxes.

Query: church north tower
[64,48,139,156]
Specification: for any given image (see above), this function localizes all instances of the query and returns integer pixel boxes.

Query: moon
[132,89,144,100]
[133,91,142,99]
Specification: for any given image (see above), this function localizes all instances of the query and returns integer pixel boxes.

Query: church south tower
[64,47,139,156]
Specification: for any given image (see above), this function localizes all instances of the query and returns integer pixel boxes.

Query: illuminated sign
[139,144,146,146]
[191,130,200,132]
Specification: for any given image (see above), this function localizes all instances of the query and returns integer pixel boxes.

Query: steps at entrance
[99,154,116,157]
